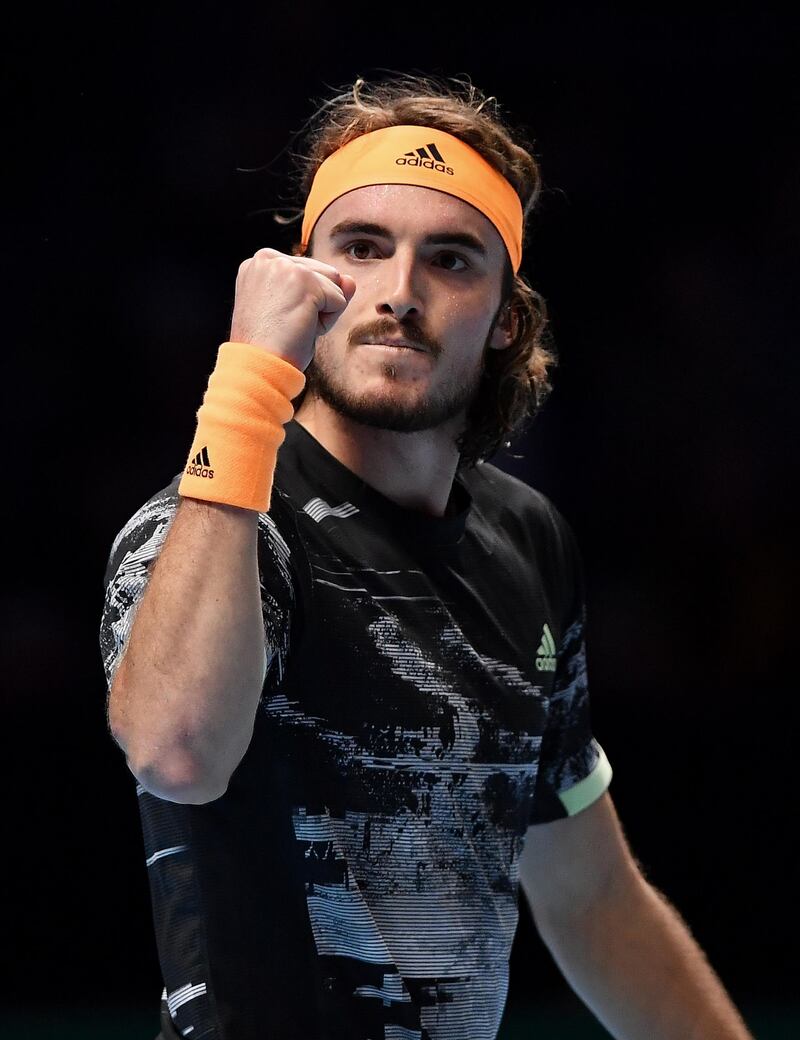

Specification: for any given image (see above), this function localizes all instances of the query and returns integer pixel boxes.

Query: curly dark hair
[269,71,557,468]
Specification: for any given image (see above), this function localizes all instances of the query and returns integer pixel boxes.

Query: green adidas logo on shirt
[536,622,557,672]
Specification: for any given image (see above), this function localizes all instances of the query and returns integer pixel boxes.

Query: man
[100,75,753,1040]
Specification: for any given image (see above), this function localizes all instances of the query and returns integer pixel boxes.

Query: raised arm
[105,249,355,804]
[107,498,266,804]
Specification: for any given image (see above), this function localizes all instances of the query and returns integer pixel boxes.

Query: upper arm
[527,499,612,826]
[518,499,636,919]
[100,484,300,707]
[519,790,640,923]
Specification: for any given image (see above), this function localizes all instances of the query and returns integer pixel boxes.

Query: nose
[376,250,424,321]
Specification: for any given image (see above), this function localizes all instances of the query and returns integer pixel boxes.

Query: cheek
[438,297,491,339]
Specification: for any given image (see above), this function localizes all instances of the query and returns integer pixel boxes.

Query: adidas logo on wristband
[185,445,214,479]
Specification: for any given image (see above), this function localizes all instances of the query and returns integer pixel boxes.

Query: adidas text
[395,157,454,175]
[185,464,214,479]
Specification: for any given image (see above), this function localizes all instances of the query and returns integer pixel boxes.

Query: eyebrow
[328,220,488,258]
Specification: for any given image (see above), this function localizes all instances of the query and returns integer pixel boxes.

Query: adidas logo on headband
[396,141,454,176]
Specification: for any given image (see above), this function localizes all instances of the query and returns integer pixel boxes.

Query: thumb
[340,274,357,301]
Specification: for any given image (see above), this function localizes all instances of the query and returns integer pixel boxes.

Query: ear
[488,300,515,351]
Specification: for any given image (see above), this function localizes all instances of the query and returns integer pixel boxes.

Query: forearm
[108,496,267,802]
[532,868,753,1040]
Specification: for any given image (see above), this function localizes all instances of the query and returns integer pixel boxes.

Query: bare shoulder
[518,792,641,920]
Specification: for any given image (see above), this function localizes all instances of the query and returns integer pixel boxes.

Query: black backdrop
[3,3,798,1032]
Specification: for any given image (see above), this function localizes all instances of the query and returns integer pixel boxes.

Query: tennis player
[100,74,753,1040]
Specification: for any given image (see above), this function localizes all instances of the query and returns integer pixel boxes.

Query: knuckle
[318,261,341,278]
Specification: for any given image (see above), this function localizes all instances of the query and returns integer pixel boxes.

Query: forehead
[313,183,506,258]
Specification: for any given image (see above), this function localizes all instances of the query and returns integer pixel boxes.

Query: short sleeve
[99,479,180,693]
[527,507,612,825]
[99,475,300,700]
[254,486,307,694]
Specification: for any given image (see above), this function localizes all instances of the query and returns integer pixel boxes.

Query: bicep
[519,790,640,922]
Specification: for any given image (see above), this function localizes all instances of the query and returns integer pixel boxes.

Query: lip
[359,340,427,353]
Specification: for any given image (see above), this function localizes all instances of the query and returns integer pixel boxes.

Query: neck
[293,395,464,518]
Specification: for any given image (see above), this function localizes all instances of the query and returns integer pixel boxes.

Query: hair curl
[271,72,557,468]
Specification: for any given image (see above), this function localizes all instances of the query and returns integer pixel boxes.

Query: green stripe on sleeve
[558,743,613,816]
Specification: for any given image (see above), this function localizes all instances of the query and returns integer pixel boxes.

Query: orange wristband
[178,342,307,512]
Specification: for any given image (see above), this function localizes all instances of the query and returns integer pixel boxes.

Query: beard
[302,327,494,435]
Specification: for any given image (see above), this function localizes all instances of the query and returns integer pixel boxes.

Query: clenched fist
[229,248,357,372]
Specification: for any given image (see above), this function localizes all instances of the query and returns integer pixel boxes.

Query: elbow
[109,704,233,805]
[127,744,232,804]
[107,670,247,804]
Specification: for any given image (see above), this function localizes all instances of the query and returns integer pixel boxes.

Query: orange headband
[301,125,524,273]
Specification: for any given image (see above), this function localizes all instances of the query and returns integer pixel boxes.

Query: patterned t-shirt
[99,418,612,1040]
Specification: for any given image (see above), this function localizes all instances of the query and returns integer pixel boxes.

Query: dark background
[3,4,798,1037]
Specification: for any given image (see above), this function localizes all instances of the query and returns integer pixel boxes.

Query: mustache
[348,319,439,355]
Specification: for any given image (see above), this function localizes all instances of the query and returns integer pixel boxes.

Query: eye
[343,240,378,260]
[435,251,469,272]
